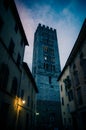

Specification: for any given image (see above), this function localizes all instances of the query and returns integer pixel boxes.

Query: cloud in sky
[15,0,86,71]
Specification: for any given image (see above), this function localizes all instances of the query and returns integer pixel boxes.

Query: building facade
[19,62,38,130]
[0,0,38,130]
[69,18,86,130]
[58,18,86,130]
[58,66,75,130]
[32,24,62,130]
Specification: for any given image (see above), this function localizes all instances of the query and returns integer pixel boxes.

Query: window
[52,65,55,72]
[9,39,15,56]
[27,96,30,106]
[48,40,53,46]
[0,16,4,31]
[67,104,70,113]
[44,63,50,71]
[62,97,64,105]
[80,52,86,78]
[61,85,62,91]
[63,112,65,115]
[77,87,83,105]
[21,89,24,99]
[80,52,83,59]
[50,113,55,122]
[73,63,79,86]
[73,64,76,69]
[68,118,71,124]
[49,48,54,56]
[65,85,68,95]
[63,76,71,90]
[64,118,66,125]
[51,85,53,88]
[81,59,86,78]
[46,63,48,70]
[43,46,48,52]
[68,90,73,101]
[50,65,52,72]
[11,77,18,95]
[0,63,9,89]
[49,76,51,84]
[51,57,55,63]
[44,63,45,69]
[25,113,29,130]
[44,63,54,72]
[73,70,79,86]
[17,53,21,67]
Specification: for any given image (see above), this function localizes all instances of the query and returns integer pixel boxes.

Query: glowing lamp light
[44,57,47,60]
[36,112,39,116]
[22,100,25,104]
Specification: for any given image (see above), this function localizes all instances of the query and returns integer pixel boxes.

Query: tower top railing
[36,23,56,33]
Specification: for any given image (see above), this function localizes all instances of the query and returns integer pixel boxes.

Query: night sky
[15,0,86,71]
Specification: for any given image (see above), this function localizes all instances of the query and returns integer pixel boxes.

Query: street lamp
[22,100,25,104]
